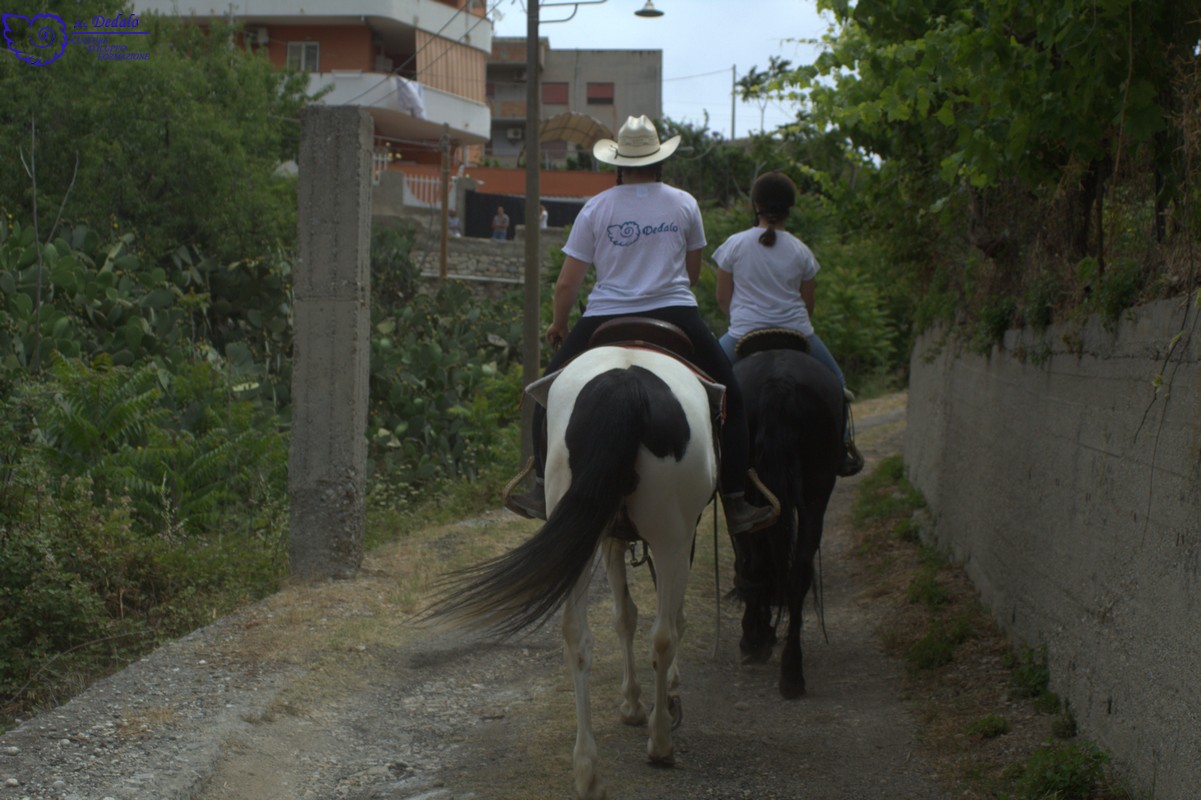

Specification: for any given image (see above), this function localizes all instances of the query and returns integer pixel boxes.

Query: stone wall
[904,297,1200,799]
[408,225,567,298]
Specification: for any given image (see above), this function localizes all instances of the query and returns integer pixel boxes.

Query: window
[287,41,320,72]
[542,82,569,105]
[586,82,614,105]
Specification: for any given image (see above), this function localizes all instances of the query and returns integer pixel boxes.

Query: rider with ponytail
[713,171,864,477]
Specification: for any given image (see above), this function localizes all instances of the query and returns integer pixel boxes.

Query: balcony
[313,71,490,145]
[133,0,492,146]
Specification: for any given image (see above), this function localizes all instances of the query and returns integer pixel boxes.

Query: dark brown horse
[732,346,843,698]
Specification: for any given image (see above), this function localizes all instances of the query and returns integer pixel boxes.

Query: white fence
[372,155,457,213]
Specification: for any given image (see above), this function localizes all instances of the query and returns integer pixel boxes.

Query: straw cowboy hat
[592,115,681,167]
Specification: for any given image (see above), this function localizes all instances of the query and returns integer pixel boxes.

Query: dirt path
[1,394,946,800]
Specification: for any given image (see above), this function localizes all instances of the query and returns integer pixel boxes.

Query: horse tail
[747,375,805,608]
[422,365,683,638]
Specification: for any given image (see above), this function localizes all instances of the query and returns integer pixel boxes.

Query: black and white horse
[425,345,719,799]
[732,347,843,698]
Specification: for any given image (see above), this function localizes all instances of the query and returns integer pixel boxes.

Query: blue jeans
[719,331,845,388]
[492,229,506,240]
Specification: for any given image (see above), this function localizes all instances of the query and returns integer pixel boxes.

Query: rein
[711,493,721,660]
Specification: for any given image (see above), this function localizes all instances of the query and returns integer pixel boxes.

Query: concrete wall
[904,297,1201,798]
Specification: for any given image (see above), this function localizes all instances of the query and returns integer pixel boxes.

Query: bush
[29,357,287,537]
[367,228,524,491]
[0,220,294,409]
[0,352,287,723]
[1009,742,1109,800]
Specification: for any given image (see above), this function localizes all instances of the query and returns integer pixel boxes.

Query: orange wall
[462,167,616,199]
[391,165,615,199]
[265,25,372,72]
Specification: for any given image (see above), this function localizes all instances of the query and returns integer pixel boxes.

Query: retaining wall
[904,296,1201,798]
[404,225,566,299]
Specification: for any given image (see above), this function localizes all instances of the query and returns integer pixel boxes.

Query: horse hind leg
[603,538,646,725]
[562,570,606,799]
[739,598,776,664]
[646,535,689,765]
[780,540,818,698]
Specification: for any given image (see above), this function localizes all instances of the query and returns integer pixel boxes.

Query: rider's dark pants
[531,305,749,495]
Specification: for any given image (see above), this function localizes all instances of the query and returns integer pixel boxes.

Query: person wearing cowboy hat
[505,115,777,536]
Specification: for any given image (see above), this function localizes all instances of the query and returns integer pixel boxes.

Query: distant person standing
[539,204,549,229]
[448,209,462,237]
[491,206,510,240]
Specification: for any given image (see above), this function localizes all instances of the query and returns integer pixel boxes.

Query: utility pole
[521,0,542,463]
[439,123,450,283]
[731,64,736,140]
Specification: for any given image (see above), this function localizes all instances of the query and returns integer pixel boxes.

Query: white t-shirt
[713,227,820,339]
[563,183,706,317]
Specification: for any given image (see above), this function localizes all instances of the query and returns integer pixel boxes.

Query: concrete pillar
[288,106,373,581]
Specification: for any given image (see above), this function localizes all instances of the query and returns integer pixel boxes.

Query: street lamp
[519,1,664,462]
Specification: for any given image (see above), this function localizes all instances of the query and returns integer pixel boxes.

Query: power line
[662,68,733,83]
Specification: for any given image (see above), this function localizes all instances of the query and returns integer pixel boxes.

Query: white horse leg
[646,532,690,765]
[562,569,606,800]
[603,538,646,725]
[667,603,686,693]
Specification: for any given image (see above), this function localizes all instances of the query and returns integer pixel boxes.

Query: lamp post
[519,1,663,462]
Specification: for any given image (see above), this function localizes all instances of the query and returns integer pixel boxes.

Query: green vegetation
[1007,742,1112,800]
[851,456,1132,798]
[968,715,1011,740]
[852,454,926,527]
[1008,646,1065,716]
[736,0,1200,343]
[0,219,522,727]
[0,2,309,262]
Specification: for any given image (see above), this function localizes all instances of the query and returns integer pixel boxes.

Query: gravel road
[0,396,943,800]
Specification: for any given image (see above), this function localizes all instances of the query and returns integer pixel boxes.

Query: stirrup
[502,458,545,519]
[726,469,780,536]
[837,442,865,478]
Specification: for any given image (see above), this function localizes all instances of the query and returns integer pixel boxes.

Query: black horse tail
[746,375,804,608]
[421,366,688,639]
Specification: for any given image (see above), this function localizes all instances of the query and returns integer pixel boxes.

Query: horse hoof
[647,751,675,767]
[574,769,607,800]
[620,700,648,726]
[740,647,773,665]
[779,680,806,699]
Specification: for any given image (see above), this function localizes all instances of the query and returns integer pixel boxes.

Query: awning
[538,111,613,149]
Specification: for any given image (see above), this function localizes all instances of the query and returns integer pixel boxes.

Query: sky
[488,0,834,140]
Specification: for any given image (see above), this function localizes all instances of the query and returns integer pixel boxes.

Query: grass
[848,455,1134,800]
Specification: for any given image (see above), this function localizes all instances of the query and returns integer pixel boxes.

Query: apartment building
[487,36,662,167]
[134,0,493,169]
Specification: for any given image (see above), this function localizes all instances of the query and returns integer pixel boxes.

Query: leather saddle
[587,316,696,363]
[735,327,810,359]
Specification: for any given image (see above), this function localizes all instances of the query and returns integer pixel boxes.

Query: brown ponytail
[751,171,797,248]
